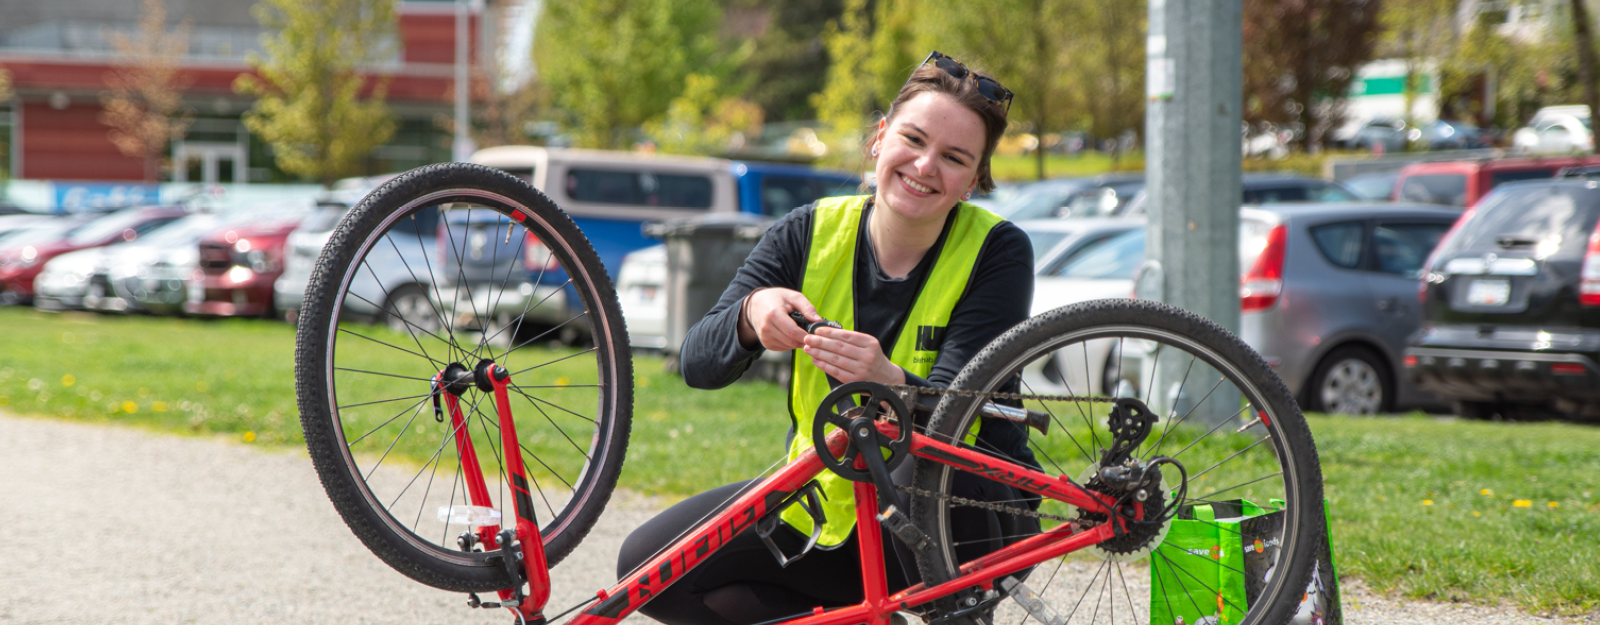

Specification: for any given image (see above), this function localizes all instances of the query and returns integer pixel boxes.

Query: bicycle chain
[893,484,1082,524]
[873,383,1101,524]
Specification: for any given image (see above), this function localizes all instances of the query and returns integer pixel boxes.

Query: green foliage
[234,0,398,186]
[1242,0,1382,148]
[810,0,876,170]
[737,0,845,122]
[918,0,1145,179]
[646,73,765,157]
[534,0,723,149]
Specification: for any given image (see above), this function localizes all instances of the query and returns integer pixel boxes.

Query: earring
[963,191,972,201]
[871,145,879,157]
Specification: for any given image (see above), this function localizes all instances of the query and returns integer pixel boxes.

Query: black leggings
[616,472,1040,625]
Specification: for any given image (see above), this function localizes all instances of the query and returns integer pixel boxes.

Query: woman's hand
[738,288,818,351]
[802,327,906,385]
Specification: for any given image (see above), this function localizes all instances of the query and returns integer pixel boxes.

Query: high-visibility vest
[780,194,1005,547]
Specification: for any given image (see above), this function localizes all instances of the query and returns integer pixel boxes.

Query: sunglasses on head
[916,51,1014,114]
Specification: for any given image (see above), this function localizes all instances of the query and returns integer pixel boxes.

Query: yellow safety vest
[780,195,1005,547]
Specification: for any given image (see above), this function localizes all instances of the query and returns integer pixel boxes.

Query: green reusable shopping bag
[1150,501,1261,625]
[1152,499,1342,625]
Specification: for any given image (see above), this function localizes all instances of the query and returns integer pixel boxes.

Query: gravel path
[0,413,1589,625]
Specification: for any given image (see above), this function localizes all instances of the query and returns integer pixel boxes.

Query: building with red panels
[0,0,499,185]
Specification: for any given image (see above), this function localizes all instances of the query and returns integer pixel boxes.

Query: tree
[919,0,1101,179]
[1572,0,1600,154]
[1242,0,1383,150]
[1061,1,1147,165]
[1379,0,1460,131]
[810,0,876,169]
[534,0,723,149]
[99,0,194,183]
[646,73,764,156]
[234,0,398,186]
[1,64,10,180]
[738,0,847,122]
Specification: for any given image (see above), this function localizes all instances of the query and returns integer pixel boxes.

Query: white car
[1023,225,1149,397]
[616,244,668,350]
[1513,105,1593,154]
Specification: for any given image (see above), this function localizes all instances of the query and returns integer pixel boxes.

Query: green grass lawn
[1,307,1596,615]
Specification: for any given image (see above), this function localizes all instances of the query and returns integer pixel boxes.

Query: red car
[0,207,187,305]
[184,216,306,318]
[1393,155,1600,207]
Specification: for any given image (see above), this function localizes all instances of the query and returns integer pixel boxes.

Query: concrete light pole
[1138,0,1243,426]
[452,0,479,162]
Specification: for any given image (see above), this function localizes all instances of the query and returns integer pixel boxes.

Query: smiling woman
[625,53,1035,625]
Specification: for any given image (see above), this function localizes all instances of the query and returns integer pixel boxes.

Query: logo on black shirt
[915,325,946,352]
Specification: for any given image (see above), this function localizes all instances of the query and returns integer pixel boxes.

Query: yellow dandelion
[152,401,167,412]
[196,381,208,392]
[556,377,570,386]
[243,431,257,443]
[1378,495,1387,502]
[1513,500,1533,508]
[0,396,8,406]
[1422,499,1434,506]
[122,401,138,414]
[1548,501,1559,508]
[61,374,75,387]
[1471,511,1482,517]
[1480,489,1493,496]
[639,377,650,387]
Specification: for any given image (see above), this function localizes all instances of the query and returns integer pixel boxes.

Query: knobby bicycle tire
[295,163,632,592]
[909,299,1325,625]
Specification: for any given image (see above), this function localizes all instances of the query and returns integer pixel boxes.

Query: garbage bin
[644,213,776,376]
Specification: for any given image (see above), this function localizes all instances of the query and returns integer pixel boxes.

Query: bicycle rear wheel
[910,299,1325,625]
[296,163,632,592]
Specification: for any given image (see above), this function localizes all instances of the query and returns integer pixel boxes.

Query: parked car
[1019,203,1456,413]
[0,206,187,305]
[1407,180,1600,419]
[1393,156,1600,207]
[1341,171,1400,201]
[184,201,314,318]
[1239,203,1458,413]
[992,174,1145,221]
[1336,119,1409,153]
[89,213,229,314]
[459,146,857,344]
[1512,105,1592,154]
[1021,218,1145,295]
[0,214,57,240]
[1417,120,1491,151]
[1120,174,1359,217]
[615,244,669,350]
[272,176,439,328]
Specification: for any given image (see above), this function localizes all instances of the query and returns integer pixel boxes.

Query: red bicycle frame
[446,365,1127,624]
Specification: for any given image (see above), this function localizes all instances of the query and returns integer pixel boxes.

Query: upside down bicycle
[294,163,1325,625]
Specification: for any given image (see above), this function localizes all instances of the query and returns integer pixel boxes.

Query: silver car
[1239,203,1460,413]
[275,201,441,331]
[1023,204,1460,414]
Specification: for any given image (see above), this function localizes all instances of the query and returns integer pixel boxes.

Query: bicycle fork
[434,360,553,621]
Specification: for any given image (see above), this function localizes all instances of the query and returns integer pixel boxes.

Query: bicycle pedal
[1000,577,1063,625]
[878,505,932,554]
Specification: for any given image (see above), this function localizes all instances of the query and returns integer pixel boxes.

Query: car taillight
[1240,224,1287,313]
[1581,224,1600,306]
[524,232,561,272]
[1419,207,1476,304]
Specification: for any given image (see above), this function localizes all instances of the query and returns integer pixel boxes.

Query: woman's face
[872,91,986,223]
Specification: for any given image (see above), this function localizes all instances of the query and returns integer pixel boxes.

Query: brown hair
[879,63,1011,193]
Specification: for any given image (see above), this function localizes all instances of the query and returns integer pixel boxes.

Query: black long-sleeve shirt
[680,197,1033,393]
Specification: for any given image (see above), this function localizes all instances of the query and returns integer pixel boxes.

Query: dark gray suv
[1407,180,1600,419]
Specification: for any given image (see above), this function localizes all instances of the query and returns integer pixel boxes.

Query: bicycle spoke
[345,394,435,448]
[338,327,447,366]
[508,347,598,377]
[338,393,433,410]
[333,366,438,383]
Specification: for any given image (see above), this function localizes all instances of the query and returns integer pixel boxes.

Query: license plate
[1467,279,1510,306]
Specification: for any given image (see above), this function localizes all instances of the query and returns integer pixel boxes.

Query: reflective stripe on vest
[781,194,1005,547]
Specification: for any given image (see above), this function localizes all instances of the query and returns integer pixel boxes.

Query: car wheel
[1306,346,1392,415]
[381,284,439,335]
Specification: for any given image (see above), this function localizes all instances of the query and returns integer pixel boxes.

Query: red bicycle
[295,163,1326,625]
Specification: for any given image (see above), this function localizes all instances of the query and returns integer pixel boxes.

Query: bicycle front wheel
[910,299,1325,625]
[295,163,632,592]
